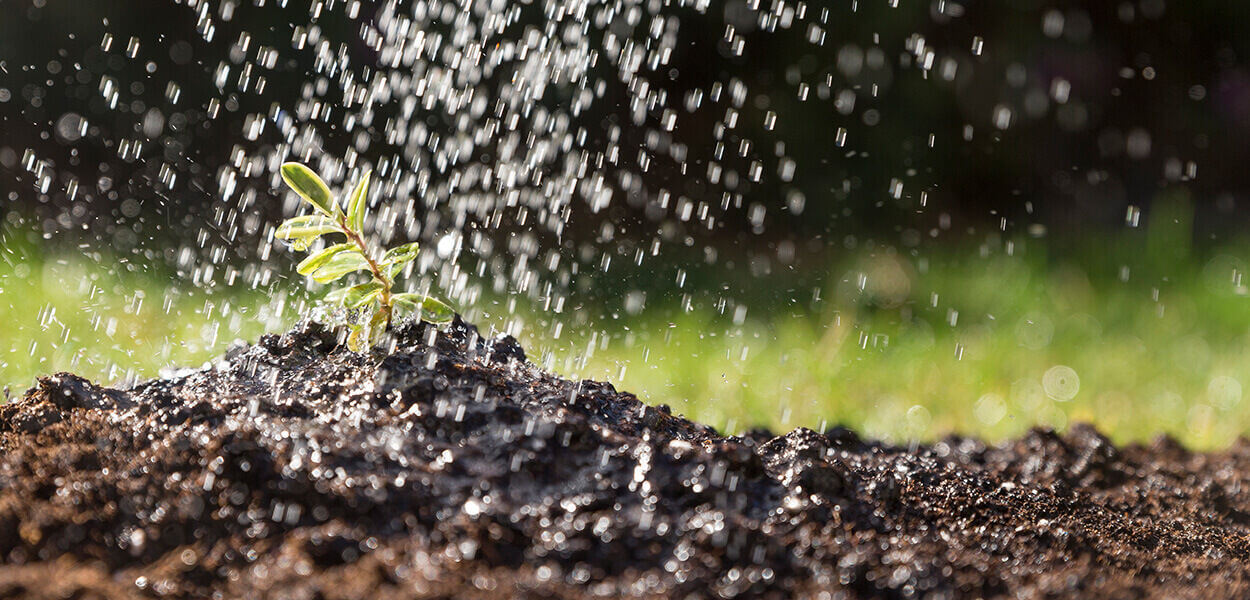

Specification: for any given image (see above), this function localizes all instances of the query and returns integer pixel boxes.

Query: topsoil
[2,318,1250,599]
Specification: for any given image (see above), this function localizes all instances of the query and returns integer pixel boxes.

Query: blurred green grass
[4,229,1250,449]
[568,245,1250,451]
[0,239,284,389]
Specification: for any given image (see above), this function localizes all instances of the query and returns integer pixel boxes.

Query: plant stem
[337,215,394,326]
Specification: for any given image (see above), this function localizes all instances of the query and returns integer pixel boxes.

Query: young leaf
[323,287,351,305]
[271,162,457,350]
[381,241,420,265]
[386,260,408,280]
[393,293,455,322]
[296,243,355,276]
[309,251,371,283]
[281,162,338,217]
[369,306,390,330]
[348,307,390,351]
[346,324,367,352]
[347,170,371,232]
[341,281,383,308]
[274,215,338,240]
[290,237,317,252]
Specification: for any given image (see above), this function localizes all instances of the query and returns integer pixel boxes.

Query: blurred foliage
[6,226,1250,450]
[0,226,287,389]
[575,242,1250,451]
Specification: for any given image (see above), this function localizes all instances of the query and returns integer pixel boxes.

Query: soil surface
[2,318,1250,599]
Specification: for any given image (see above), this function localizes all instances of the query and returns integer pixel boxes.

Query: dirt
[2,318,1250,599]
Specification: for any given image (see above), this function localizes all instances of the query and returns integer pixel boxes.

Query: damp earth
[2,319,1249,599]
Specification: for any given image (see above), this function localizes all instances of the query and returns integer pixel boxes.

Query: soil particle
[2,318,1250,598]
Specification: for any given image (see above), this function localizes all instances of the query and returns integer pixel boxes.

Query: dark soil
[2,318,1250,599]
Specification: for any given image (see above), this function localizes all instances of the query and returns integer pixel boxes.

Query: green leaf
[281,162,338,217]
[393,293,455,323]
[290,237,316,252]
[274,215,339,240]
[348,306,390,351]
[381,242,420,280]
[346,324,368,352]
[295,243,355,276]
[323,287,350,305]
[386,260,407,280]
[347,170,371,232]
[309,251,371,283]
[341,281,383,308]
[381,241,420,265]
[369,306,390,330]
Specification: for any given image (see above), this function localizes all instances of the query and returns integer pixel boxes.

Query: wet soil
[2,318,1250,598]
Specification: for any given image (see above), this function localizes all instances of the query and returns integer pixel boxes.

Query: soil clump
[2,319,1249,598]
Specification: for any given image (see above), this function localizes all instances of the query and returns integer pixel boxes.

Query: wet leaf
[382,241,420,265]
[386,260,408,280]
[346,305,392,351]
[274,215,338,240]
[347,170,371,232]
[310,252,371,283]
[323,287,350,305]
[342,281,383,307]
[369,306,390,329]
[290,237,316,252]
[346,324,367,352]
[295,243,355,276]
[393,293,455,322]
[281,162,338,217]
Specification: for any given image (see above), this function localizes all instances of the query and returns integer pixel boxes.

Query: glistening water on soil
[2,318,1248,599]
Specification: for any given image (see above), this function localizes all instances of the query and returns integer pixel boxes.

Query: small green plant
[276,162,453,350]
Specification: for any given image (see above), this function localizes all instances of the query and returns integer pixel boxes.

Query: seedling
[276,162,453,350]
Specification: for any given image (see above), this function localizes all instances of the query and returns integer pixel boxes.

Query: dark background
[1,0,1248,264]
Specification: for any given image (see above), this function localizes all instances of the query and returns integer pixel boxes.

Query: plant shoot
[276,162,453,350]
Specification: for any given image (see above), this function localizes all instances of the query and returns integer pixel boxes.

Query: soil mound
[2,319,1250,599]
